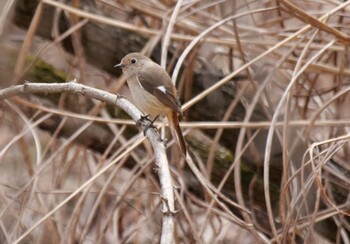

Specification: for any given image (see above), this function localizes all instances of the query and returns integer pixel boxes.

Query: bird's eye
[131,58,137,64]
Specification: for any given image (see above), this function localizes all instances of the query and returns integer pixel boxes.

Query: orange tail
[167,111,187,156]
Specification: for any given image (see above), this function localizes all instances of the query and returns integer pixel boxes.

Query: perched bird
[115,53,186,155]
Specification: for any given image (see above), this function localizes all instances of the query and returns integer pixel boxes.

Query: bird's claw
[137,114,158,135]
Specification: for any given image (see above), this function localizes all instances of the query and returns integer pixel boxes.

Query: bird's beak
[114,63,125,68]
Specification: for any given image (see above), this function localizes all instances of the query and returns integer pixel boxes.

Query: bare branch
[0,81,175,244]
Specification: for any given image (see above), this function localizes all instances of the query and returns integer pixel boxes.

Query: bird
[115,53,187,155]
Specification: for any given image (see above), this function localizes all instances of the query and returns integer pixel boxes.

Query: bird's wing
[136,68,182,115]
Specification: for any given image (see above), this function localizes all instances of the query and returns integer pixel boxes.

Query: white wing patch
[157,86,167,93]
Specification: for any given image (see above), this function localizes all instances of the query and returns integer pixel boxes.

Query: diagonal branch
[0,81,175,244]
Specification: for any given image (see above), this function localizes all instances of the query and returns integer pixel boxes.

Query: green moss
[28,57,69,83]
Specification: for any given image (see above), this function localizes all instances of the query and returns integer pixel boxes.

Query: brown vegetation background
[1,0,350,243]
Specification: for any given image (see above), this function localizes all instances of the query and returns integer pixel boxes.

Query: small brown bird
[115,53,186,155]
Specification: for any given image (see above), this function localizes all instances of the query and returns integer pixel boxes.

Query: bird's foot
[137,115,159,136]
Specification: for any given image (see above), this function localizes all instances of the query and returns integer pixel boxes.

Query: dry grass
[1,0,350,243]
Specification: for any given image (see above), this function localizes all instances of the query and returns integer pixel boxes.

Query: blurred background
[0,0,350,243]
